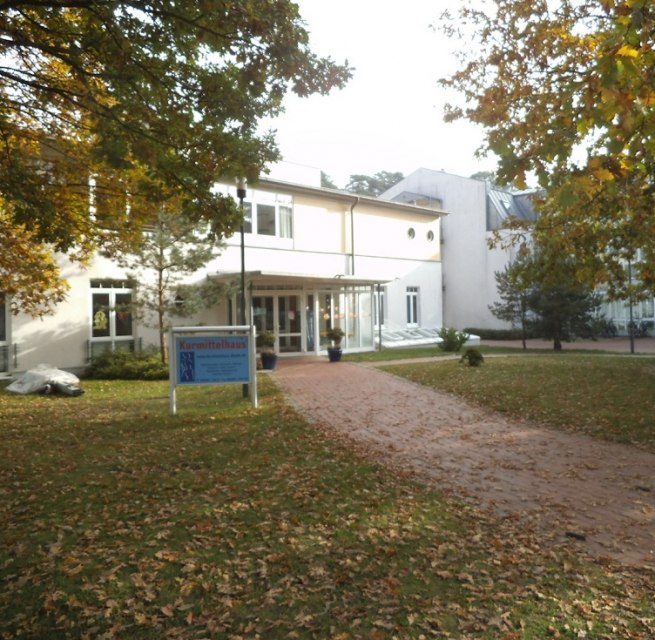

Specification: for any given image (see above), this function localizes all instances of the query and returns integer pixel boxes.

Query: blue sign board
[175,335,250,385]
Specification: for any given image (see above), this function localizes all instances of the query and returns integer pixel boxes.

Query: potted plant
[257,330,278,370]
[325,326,345,362]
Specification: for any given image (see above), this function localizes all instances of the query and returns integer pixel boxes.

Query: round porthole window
[407,227,415,239]
[427,230,435,242]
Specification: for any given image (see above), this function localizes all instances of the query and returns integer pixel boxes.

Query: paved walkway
[275,347,655,570]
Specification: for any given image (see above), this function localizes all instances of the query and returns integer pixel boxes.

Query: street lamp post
[236,178,248,397]
[627,257,635,355]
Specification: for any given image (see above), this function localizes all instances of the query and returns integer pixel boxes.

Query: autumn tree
[116,207,230,364]
[345,171,404,196]
[440,0,655,298]
[0,1,350,315]
[0,201,68,316]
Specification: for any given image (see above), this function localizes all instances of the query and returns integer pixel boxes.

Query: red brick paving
[274,354,655,570]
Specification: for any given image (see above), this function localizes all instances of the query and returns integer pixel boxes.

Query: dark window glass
[252,296,274,332]
[257,204,276,236]
[0,298,6,341]
[115,293,133,336]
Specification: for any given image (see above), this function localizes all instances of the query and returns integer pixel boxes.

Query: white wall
[384,169,513,331]
[12,255,134,372]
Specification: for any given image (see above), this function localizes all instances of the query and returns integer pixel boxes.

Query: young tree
[440,0,655,297]
[0,1,351,314]
[489,258,533,349]
[116,207,229,364]
[528,280,601,351]
[345,171,404,196]
[496,242,601,351]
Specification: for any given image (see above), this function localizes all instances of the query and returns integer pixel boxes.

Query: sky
[266,0,497,188]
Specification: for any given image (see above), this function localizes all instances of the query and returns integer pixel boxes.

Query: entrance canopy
[210,271,388,355]
[210,270,390,288]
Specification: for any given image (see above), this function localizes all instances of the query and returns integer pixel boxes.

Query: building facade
[382,169,536,332]
[1,170,444,375]
[382,168,654,337]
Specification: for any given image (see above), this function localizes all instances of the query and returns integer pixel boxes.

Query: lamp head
[236,177,247,200]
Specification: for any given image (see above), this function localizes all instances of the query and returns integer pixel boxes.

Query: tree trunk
[158,265,167,364]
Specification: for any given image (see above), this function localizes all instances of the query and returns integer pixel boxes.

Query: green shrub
[85,349,169,380]
[437,327,469,352]
[256,330,276,352]
[326,326,346,347]
[460,348,485,367]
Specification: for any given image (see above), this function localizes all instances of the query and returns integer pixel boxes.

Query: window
[279,204,293,238]
[0,296,6,343]
[407,227,415,239]
[241,190,294,239]
[242,202,252,233]
[406,286,419,326]
[257,203,276,236]
[374,287,386,328]
[90,280,135,358]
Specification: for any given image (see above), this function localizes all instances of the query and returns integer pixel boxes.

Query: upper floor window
[241,191,293,239]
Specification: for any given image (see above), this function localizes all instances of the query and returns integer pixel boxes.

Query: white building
[1,167,445,375]
[383,168,655,337]
[382,169,536,332]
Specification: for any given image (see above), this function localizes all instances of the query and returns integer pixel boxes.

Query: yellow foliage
[616,44,639,58]
[0,203,69,317]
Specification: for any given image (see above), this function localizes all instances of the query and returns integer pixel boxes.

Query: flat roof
[255,177,446,219]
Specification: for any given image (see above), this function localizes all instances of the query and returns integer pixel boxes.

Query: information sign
[175,335,249,385]
[169,326,257,414]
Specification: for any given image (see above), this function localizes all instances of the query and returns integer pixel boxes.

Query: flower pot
[327,347,342,362]
[261,352,278,370]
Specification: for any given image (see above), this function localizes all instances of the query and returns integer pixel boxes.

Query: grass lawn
[383,354,655,452]
[1,377,654,639]
[344,343,642,364]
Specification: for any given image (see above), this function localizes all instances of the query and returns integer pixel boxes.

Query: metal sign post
[169,325,257,415]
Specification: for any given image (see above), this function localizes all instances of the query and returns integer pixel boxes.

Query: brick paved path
[275,358,655,569]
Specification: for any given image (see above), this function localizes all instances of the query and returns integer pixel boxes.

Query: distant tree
[116,206,229,364]
[528,280,601,351]
[489,258,533,349]
[497,241,601,351]
[345,171,404,196]
[321,172,338,189]
[470,171,498,184]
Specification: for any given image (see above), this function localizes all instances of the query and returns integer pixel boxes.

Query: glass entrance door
[252,294,303,354]
[277,295,302,353]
